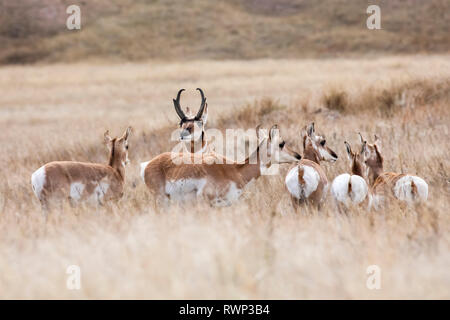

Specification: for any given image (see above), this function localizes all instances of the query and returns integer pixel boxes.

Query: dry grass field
[0,55,449,299]
[1,0,449,64]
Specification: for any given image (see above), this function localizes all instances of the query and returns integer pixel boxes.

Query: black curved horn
[173,89,186,120]
[194,88,207,120]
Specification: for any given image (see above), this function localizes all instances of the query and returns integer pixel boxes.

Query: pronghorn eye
[125,145,129,150]
[279,141,285,148]
[320,140,326,146]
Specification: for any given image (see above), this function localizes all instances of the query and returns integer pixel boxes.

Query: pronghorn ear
[122,126,132,141]
[255,123,261,140]
[360,140,367,155]
[374,134,382,152]
[269,124,279,142]
[200,103,208,124]
[256,124,268,144]
[307,122,315,137]
[358,132,365,145]
[104,130,112,144]
[374,143,383,161]
[255,124,262,140]
[300,125,308,149]
[344,141,353,160]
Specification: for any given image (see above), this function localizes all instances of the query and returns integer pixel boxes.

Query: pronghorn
[141,125,301,207]
[140,88,209,179]
[31,127,132,215]
[330,141,369,209]
[173,88,209,153]
[359,133,428,209]
[285,122,338,209]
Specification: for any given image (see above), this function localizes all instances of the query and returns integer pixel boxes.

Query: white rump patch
[140,161,150,181]
[165,178,207,201]
[349,175,368,203]
[285,165,320,200]
[331,174,368,206]
[394,175,428,204]
[285,166,301,198]
[31,165,46,200]
[70,182,85,201]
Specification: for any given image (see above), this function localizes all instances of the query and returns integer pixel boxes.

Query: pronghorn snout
[179,129,191,140]
[323,146,338,162]
[278,144,302,163]
[330,150,338,161]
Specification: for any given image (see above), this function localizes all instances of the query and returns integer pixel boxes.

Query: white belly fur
[70,182,85,201]
[165,178,243,206]
[211,182,243,207]
[165,178,207,201]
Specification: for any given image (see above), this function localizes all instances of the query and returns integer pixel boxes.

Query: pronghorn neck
[351,157,364,178]
[303,143,321,164]
[369,166,383,186]
[108,139,125,181]
[237,141,267,184]
[189,131,207,153]
[367,146,384,186]
[237,163,261,185]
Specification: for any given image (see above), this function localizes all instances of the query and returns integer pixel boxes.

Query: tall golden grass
[0,56,449,299]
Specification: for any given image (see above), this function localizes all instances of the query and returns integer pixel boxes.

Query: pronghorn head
[104,127,132,168]
[344,141,365,177]
[259,124,301,165]
[173,88,208,142]
[302,122,338,162]
[359,133,383,182]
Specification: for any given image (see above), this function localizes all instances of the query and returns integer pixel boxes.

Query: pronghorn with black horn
[330,140,369,210]
[140,88,209,179]
[285,122,338,210]
[31,127,132,216]
[173,88,209,153]
[359,133,428,209]
[141,124,301,207]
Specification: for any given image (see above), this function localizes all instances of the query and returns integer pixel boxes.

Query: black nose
[295,153,302,160]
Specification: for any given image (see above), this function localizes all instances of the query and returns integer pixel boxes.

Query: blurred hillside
[0,0,449,64]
